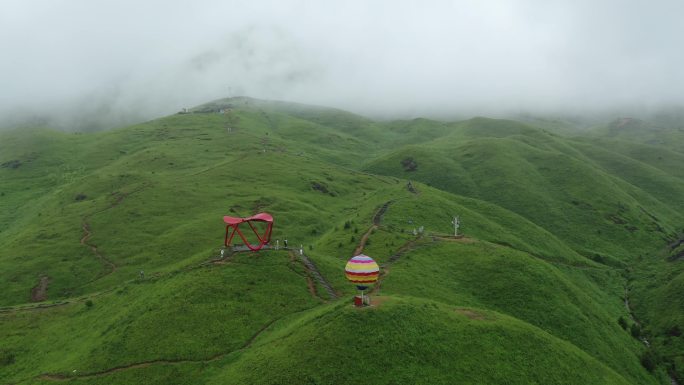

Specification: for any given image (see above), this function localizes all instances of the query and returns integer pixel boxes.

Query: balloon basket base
[353,295,370,307]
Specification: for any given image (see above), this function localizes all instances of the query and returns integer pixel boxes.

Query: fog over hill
[1,0,684,130]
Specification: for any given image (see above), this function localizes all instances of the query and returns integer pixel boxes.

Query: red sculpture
[223,213,274,251]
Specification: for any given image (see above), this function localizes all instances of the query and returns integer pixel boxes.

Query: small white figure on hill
[276,240,280,250]
[220,249,225,259]
[300,244,304,255]
[139,270,144,279]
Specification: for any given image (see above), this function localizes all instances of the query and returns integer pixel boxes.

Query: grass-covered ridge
[0,97,681,384]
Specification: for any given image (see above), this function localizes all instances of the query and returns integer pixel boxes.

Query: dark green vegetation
[1,97,682,384]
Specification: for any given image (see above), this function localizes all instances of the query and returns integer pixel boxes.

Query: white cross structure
[452,216,460,237]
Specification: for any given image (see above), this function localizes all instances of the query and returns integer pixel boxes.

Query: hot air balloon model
[345,254,379,307]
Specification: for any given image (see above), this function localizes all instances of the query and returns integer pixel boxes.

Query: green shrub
[0,350,15,366]
[618,316,628,330]
[640,351,657,372]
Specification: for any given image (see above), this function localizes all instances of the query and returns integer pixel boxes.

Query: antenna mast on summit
[452,216,460,237]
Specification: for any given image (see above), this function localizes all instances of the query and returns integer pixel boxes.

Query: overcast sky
[1,0,684,129]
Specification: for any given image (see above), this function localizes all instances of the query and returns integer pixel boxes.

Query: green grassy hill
[0,97,682,384]
[365,117,683,260]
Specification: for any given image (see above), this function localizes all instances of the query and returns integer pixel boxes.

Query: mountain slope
[0,98,680,384]
[365,117,684,262]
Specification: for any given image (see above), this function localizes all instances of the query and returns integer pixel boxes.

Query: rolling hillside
[0,97,682,384]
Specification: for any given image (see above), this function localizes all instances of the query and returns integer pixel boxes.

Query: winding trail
[4,188,147,313]
[80,222,117,274]
[348,199,424,296]
[369,236,422,296]
[37,317,280,382]
[353,201,393,255]
[78,186,148,279]
[0,301,70,314]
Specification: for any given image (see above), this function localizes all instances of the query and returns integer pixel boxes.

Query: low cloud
[1,0,683,130]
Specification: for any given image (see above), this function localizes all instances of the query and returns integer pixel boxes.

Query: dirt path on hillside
[80,222,117,274]
[36,315,284,382]
[30,275,50,302]
[78,186,147,280]
[369,236,422,295]
[38,353,230,381]
[4,245,244,313]
[1,287,122,314]
[6,188,147,313]
[348,200,428,296]
[353,201,392,256]
[431,235,475,243]
[353,226,376,256]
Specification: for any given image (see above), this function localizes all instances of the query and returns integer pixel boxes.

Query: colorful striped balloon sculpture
[345,254,379,291]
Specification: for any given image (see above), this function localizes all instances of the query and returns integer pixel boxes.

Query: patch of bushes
[310,181,337,196]
[617,316,628,330]
[640,350,657,372]
[400,157,418,171]
[1,159,21,169]
[0,350,15,366]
